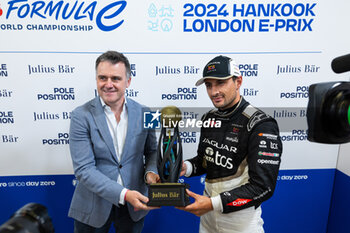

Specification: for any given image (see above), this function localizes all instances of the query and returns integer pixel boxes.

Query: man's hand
[176,189,213,216]
[125,190,159,211]
[146,172,160,184]
[179,161,187,177]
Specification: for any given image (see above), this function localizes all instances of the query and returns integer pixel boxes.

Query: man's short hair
[95,51,131,78]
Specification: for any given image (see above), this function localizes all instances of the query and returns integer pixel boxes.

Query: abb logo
[227,198,252,207]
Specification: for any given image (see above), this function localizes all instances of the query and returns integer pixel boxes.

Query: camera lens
[322,85,350,138]
[0,203,54,233]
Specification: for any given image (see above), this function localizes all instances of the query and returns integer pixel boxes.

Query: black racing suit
[188,97,282,214]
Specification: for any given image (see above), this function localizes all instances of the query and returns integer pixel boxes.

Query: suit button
[119,164,122,169]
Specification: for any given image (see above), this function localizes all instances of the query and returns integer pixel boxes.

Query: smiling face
[96,61,131,109]
[204,76,242,110]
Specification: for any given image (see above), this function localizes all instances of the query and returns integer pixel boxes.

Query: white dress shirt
[101,98,128,205]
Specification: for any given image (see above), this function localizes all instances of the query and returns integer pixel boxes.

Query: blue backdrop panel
[0,175,75,233]
[263,169,335,233]
[327,169,350,233]
[0,169,335,233]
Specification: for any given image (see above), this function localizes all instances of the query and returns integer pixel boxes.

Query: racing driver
[177,55,283,233]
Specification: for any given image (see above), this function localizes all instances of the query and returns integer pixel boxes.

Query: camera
[307,81,350,143]
[307,54,350,144]
[0,203,54,233]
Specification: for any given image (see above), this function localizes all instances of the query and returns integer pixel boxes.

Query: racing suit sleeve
[219,120,282,213]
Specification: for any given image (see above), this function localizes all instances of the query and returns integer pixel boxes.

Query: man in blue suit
[68,51,160,233]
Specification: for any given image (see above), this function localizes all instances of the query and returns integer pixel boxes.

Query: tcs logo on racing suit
[204,146,234,169]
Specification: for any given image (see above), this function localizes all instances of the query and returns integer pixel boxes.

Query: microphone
[331,53,350,74]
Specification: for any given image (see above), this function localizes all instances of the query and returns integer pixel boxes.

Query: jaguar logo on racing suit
[202,138,237,153]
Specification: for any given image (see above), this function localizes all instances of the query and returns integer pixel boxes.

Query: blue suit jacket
[68,97,158,227]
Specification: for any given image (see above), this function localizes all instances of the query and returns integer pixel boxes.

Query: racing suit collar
[216,96,244,117]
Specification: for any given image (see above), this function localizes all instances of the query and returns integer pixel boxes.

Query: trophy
[147,106,190,206]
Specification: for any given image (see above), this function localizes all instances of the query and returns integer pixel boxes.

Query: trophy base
[147,183,190,207]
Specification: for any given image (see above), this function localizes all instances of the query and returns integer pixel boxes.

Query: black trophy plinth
[148,106,190,207]
[148,183,190,206]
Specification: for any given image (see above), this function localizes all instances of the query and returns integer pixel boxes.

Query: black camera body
[307,81,350,144]
[0,203,54,233]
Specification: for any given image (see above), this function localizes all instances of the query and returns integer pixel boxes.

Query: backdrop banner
[1,1,349,232]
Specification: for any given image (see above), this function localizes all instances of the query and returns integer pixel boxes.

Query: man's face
[204,77,242,110]
[96,61,131,107]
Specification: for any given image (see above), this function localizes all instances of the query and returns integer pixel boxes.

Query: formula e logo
[227,198,252,207]
[4,0,127,32]
[143,110,161,129]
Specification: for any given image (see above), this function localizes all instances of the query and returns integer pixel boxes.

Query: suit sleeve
[220,120,283,213]
[69,108,124,206]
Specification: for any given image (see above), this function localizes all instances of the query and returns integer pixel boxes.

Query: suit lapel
[121,98,138,162]
[90,97,119,163]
